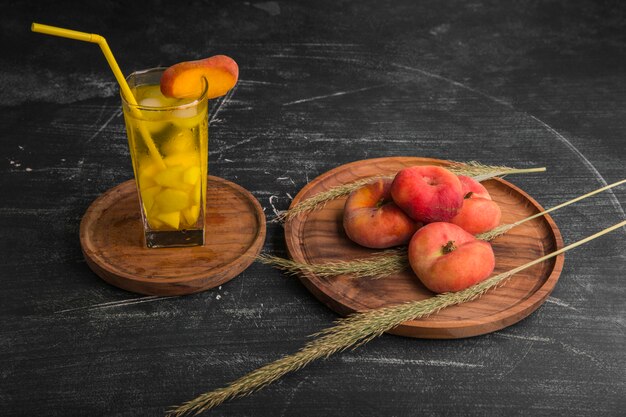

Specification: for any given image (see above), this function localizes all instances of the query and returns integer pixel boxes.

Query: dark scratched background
[1,1,625,416]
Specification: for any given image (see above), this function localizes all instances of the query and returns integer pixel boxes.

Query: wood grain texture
[80,177,266,295]
[285,157,564,338]
[2,1,625,416]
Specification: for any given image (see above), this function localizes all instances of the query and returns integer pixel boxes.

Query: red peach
[450,198,502,235]
[408,222,495,293]
[160,55,239,99]
[458,175,491,200]
[451,176,501,234]
[390,165,463,223]
[343,179,421,249]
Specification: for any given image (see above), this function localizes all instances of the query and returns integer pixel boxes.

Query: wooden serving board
[284,157,564,339]
[80,176,266,296]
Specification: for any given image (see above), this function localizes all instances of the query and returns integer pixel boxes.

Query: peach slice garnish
[160,55,239,99]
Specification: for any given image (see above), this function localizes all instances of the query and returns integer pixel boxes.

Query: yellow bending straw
[31,23,166,169]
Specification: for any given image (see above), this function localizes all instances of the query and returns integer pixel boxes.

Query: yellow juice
[122,80,208,245]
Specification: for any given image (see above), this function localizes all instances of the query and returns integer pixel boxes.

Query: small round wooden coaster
[80,176,266,295]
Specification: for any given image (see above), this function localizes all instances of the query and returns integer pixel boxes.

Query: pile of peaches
[343,165,502,293]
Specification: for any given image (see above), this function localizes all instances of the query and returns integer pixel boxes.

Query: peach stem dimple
[375,197,387,209]
[442,240,456,254]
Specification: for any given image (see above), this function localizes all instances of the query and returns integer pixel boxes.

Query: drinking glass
[121,68,209,248]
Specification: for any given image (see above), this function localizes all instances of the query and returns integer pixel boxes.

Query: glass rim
[121,67,209,111]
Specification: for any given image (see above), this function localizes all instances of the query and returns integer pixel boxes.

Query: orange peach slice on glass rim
[343,178,422,249]
[160,55,239,99]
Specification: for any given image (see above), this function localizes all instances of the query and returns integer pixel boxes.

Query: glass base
[145,229,204,248]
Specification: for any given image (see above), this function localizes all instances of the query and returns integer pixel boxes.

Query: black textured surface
[2,1,625,416]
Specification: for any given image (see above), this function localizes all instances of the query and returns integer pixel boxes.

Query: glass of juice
[121,68,209,248]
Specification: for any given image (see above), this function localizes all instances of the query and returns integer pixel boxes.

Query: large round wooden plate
[284,157,564,339]
[80,176,266,296]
